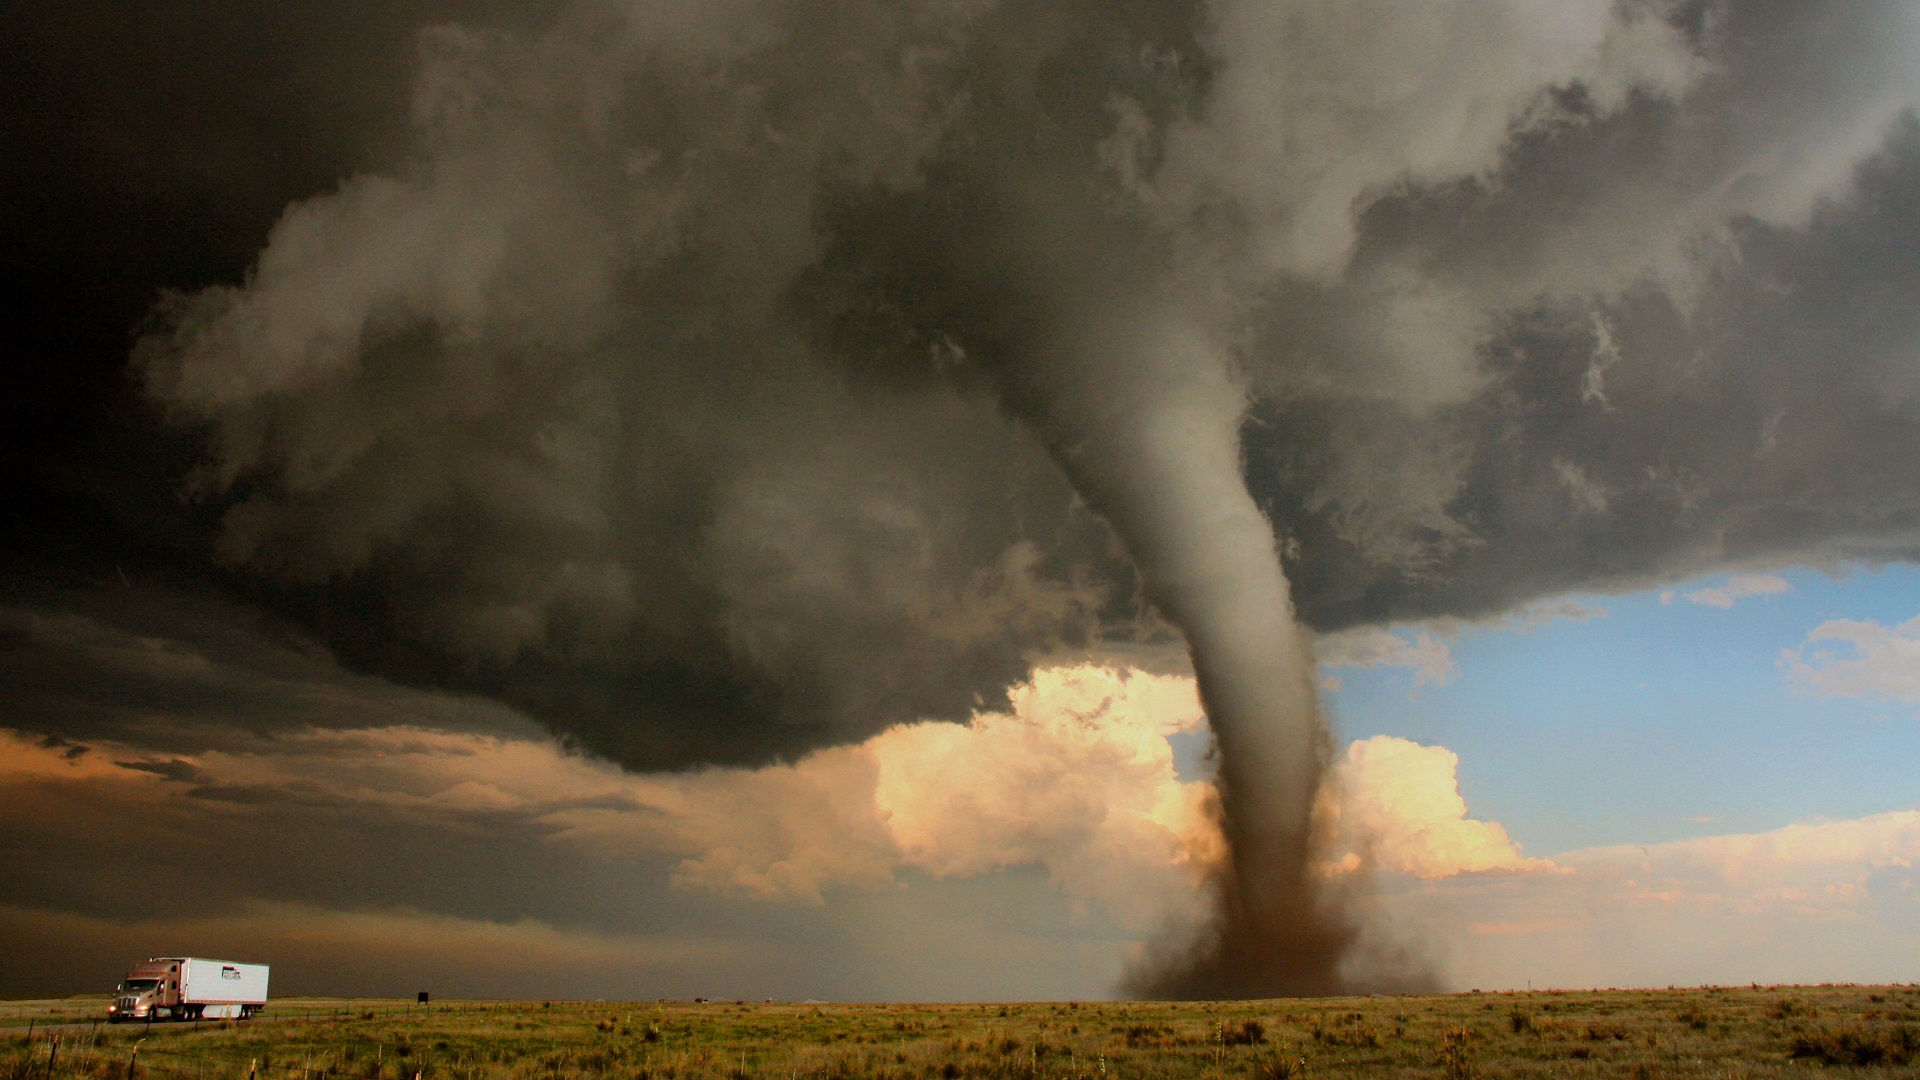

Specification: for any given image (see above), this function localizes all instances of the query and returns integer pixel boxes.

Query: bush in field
[1769,999,1817,1021]
[1251,1046,1307,1080]
[1437,1027,1477,1080]
[1788,1024,1919,1067]
[1114,1024,1175,1048]
[1311,1013,1379,1048]
[1221,1020,1266,1046]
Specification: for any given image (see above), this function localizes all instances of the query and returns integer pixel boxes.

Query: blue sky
[1327,564,1920,857]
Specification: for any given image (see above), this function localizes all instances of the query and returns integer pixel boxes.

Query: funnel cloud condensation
[82,0,1920,995]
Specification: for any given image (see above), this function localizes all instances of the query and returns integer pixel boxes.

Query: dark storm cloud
[112,757,208,783]
[0,591,541,752]
[1248,4,1920,628]
[117,0,1137,772]
[22,0,1916,773]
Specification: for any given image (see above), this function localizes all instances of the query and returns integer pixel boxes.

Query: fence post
[45,1035,59,1080]
[126,1043,140,1080]
[248,1059,258,1080]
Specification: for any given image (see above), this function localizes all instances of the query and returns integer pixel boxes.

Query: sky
[5,0,1920,1001]
[1330,565,1920,855]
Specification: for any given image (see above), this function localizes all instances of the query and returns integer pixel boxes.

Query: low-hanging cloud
[4,628,1912,996]
[0,661,1540,939]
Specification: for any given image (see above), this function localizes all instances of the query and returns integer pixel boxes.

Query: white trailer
[109,957,270,1022]
[181,959,269,1018]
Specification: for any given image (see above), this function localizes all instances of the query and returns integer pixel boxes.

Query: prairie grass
[5,984,1920,1080]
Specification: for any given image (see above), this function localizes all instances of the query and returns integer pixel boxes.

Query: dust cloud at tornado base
[80,1,1920,995]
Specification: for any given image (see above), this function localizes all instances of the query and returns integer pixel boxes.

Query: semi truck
[108,957,269,1022]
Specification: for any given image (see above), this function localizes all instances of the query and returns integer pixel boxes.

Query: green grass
[5,984,1919,1080]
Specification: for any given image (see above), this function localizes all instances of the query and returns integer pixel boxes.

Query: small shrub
[1508,1010,1535,1036]
[1310,1014,1379,1048]
[1222,1020,1266,1046]
[1770,999,1816,1020]
[1438,1027,1477,1080]
[1117,1024,1176,1049]
[1252,1046,1307,1080]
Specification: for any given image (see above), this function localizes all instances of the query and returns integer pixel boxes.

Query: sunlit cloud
[0,668,1536,941]
[1322,736,1554,879]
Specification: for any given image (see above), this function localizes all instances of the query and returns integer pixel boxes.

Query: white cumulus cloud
[1322,736,1552,879]
[1316,627,1457,689]
[1783,612,1920,702]
[1673,573,1791,608]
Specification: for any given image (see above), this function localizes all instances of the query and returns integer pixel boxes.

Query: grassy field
[4,985,1918,1080]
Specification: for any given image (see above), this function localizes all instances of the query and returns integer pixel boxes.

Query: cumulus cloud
[1316,628,1457,689]
[1322,736,1551,879]
[1783,612,1920,701]
[1395,810,1920,989]
[1668,573,1792,608]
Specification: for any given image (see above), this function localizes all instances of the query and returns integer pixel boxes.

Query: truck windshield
[119,980,159,991]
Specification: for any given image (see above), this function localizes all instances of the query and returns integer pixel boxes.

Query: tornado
[1001,296,1361,997]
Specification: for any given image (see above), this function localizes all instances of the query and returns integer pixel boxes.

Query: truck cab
[109,959,183,1022]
